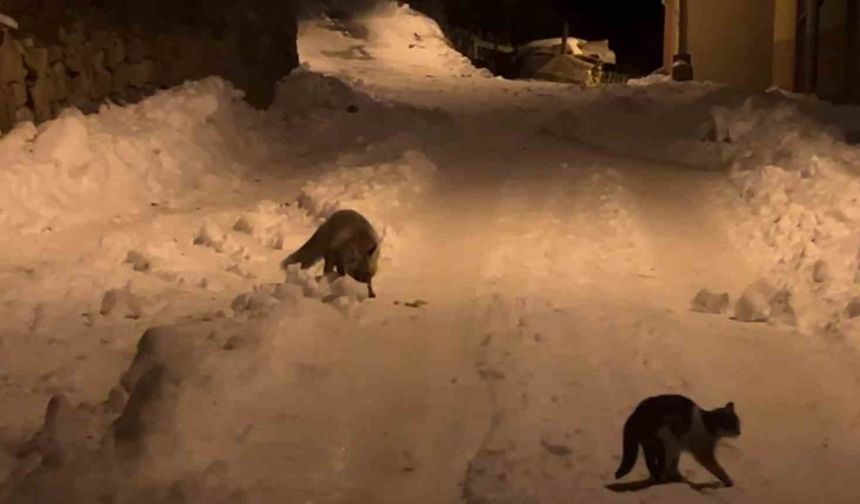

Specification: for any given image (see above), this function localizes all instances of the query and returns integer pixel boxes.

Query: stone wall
[0,0,298,133]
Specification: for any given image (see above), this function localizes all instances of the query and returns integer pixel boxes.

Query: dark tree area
[412,0,664,76]
[555,0,664,75]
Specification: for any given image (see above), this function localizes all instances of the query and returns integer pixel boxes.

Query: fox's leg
[323,252,336,274]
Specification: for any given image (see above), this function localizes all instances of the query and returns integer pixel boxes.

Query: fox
[614,394,740,488]
[281,209,380,298]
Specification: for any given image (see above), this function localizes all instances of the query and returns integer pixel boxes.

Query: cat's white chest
[679,407,710,450]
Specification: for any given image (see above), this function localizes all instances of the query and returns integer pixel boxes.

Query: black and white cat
[614,394,741,487]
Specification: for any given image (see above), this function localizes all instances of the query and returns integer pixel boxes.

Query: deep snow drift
[2,2,860,503]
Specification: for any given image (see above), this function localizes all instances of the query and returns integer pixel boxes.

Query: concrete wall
[0,0,298,133]
[686,0,776,90]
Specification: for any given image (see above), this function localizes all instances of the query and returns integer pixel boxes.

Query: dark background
[3,0,666,76]
[436,0,665,76]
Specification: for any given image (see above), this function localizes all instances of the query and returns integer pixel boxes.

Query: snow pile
[718,99,860,338]
[626,73,673,87]
[359,2,486,78]
[298,1,489,81]
[540,82,860,340]
[232,265,371,319]
[0,78,274,233]
[3,289,482,503]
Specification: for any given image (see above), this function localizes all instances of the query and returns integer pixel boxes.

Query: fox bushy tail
[281,227,327,270]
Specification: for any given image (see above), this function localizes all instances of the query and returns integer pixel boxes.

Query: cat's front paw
[721,478,734,488]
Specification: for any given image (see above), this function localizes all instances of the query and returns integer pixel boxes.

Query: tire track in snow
[446,141,860,504]
[457,155,652,503]
[611,158,757,309]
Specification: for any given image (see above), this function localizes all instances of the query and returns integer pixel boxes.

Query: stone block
[0,33,26,84]
[125,37,148,64]
[65,43,94,74]
[10,80,26,106]
[117,60,155,89]
[24,46,50,75]
[68,71,94,106]
[16,105,34,123]
[29,76,55,123]
[50,61,69,98]
[92,59,112,98]
[58,22,86,46]
[0,86,15,132]
[105,36,125,69]
[48,45,64,63]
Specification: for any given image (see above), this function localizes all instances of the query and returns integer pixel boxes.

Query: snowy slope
[3,2,860,504]
[0,78,279,233]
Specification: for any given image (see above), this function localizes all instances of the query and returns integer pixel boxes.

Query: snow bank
[0,78,275,233]
[298,1,489,82]
[358,2,483,78]
[540,77,860,341]
[718,99,860,338]
[3,281,484,503]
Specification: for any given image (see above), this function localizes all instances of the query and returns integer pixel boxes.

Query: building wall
[817,0,849,100]
[662,0,679,74]
[849,0,860,101]
[686,0,776,90]
[772,0,797,91]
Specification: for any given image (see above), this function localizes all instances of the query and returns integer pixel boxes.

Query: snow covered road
[2,3,860,503]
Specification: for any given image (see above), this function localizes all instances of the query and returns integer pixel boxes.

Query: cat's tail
[614,419,639,479]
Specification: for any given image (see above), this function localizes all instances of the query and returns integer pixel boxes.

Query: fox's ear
[726,402,735,412]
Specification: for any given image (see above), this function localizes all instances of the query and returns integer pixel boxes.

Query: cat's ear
[726,402,735,412]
